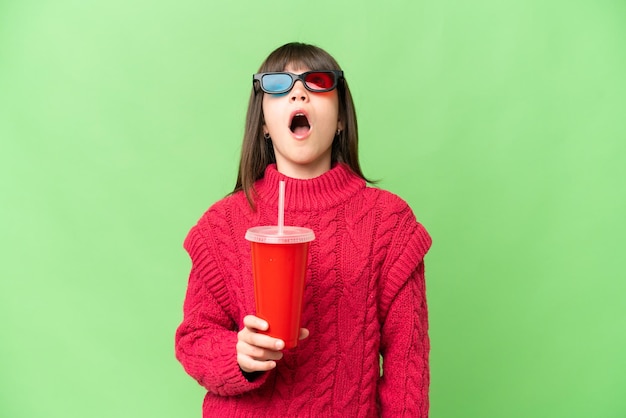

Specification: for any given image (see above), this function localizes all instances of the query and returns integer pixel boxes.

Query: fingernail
[275,340,284,350]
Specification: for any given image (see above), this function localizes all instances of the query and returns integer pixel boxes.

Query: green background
[1,0,625,417]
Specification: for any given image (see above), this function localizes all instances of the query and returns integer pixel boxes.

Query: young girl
[175,42,432,417]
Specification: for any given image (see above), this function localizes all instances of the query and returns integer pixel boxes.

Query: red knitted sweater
[175,163,432,417]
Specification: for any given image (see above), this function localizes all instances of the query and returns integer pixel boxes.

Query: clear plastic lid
[245,226,315,244]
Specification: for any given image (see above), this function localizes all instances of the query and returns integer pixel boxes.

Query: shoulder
[361,186,431,255]
[184,191,251,250]
[361,186,418,221]
[197,191,251,225]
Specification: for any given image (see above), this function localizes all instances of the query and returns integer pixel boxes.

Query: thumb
[299,328,310,340]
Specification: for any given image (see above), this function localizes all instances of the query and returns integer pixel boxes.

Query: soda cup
[245,225,315,349]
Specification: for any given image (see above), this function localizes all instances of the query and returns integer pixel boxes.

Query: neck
[274,153,332,179]
[254,163,366,211]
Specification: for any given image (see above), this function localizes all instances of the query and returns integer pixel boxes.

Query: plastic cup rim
[245,225,315,244]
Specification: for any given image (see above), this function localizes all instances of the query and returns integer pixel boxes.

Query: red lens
[304,72,335,90]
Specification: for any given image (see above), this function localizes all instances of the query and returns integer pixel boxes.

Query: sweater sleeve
[174,223,270,396]
[378,212,431,417]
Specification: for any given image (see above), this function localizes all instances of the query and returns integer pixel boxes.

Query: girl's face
[262,64,342,179]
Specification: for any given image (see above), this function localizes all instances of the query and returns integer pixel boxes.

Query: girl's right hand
[237,315,286,373]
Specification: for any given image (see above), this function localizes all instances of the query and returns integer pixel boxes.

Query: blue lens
[262,74,292,93]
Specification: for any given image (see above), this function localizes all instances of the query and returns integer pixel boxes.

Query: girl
[175,42,432,417]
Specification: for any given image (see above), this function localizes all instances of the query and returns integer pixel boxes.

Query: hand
[236,315,310,373]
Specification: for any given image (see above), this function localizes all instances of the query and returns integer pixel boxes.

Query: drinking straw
[278,180,285,235]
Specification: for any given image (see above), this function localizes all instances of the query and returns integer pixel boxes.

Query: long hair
[233,42,370,208]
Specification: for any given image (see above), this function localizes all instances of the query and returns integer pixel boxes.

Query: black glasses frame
[253,70,344,94]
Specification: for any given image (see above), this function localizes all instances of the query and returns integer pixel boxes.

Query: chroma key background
[1,0,625,417]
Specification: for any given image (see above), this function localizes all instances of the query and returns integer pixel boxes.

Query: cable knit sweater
[175,163,432,417]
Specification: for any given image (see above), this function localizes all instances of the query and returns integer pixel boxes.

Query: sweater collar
[254,163,366,211]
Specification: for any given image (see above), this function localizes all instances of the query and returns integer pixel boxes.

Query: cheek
[262,100,279,128]
[325,100,341,127]
[326,95,341,122]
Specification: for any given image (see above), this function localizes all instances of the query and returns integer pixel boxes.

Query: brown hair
[233,42,371,208]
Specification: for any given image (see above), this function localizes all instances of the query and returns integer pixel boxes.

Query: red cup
[245,226,315,349]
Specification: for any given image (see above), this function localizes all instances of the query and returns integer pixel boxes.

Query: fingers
[237,340,284,360]
[241,315,284,350]
[237,316,312,373]
[243,315,268,332]
[237,345,283,373]
[237,315,285,373]
[237,354,277,373]
[237,328,285,359]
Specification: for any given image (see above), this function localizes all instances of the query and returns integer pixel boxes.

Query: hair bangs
[258,43,341,73]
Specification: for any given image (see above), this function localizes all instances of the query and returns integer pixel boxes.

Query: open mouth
[290,113,311,136]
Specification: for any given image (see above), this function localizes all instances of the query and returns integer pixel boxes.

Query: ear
[337,120,343,131]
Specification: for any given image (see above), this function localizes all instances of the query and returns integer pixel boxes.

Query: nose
[290,80,309,102]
